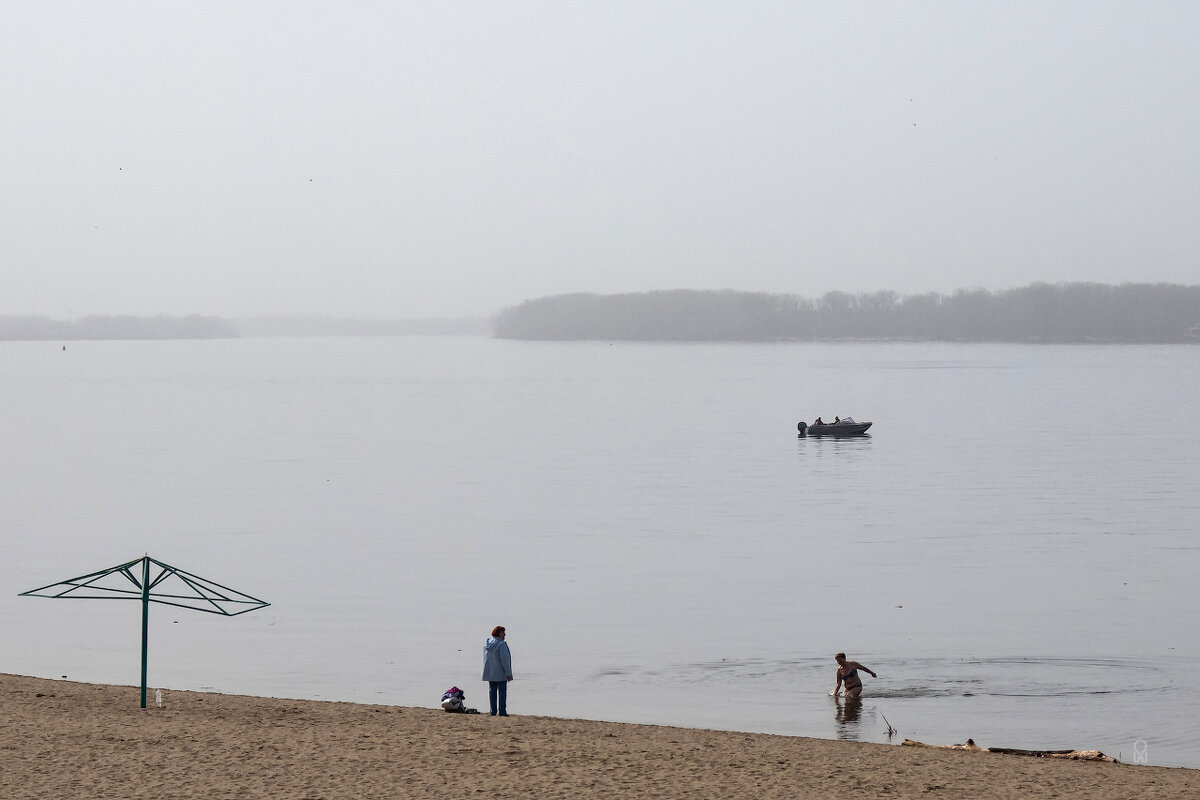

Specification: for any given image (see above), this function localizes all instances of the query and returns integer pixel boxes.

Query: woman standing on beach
[831,652,876,698]
[482,625,513,716]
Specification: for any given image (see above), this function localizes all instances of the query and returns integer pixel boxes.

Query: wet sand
[1,673,1195,799]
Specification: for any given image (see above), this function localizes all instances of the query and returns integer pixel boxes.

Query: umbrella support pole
[140,556,149,709]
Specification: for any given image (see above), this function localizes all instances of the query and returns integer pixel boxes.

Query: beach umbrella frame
[20,555,270,708]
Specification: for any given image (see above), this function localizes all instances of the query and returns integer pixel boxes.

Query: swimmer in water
[830,652,877,698]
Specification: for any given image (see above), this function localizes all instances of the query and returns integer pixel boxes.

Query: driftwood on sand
[902,738,1118,763]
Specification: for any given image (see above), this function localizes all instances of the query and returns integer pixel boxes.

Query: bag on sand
[440,686,479,714]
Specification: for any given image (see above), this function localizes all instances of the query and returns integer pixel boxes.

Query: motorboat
[797,417,872,437]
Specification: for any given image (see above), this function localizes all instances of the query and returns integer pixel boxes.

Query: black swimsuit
[842,668,861,690]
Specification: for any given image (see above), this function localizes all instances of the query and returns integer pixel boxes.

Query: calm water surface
[2,337,1197,767]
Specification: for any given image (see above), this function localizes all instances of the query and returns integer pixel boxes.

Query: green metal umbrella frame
[20,555,270,707]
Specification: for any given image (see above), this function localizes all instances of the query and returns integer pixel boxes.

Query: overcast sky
[3,2,1198,319]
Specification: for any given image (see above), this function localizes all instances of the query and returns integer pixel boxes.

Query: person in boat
[831,652,876,698]
[834,416,840,424]
[814,417,824,425]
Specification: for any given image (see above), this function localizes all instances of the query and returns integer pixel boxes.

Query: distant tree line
[493,283,1200,343]
[0,314,237,340]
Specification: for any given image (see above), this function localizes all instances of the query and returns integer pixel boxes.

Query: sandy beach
[1,673,1195,800]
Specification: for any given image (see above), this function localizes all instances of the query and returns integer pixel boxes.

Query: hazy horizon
[4,3,1199,319]
[2,279,1197,327]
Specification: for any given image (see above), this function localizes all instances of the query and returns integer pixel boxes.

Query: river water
[2,337,1197,767]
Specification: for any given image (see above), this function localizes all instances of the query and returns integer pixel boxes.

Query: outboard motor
[797,421,807,436]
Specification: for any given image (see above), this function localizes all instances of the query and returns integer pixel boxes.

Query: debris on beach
[902,738,1118,763]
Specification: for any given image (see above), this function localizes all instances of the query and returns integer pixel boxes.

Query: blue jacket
[482,636,512,682]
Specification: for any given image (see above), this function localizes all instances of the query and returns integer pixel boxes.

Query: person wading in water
[830,652,877,698]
